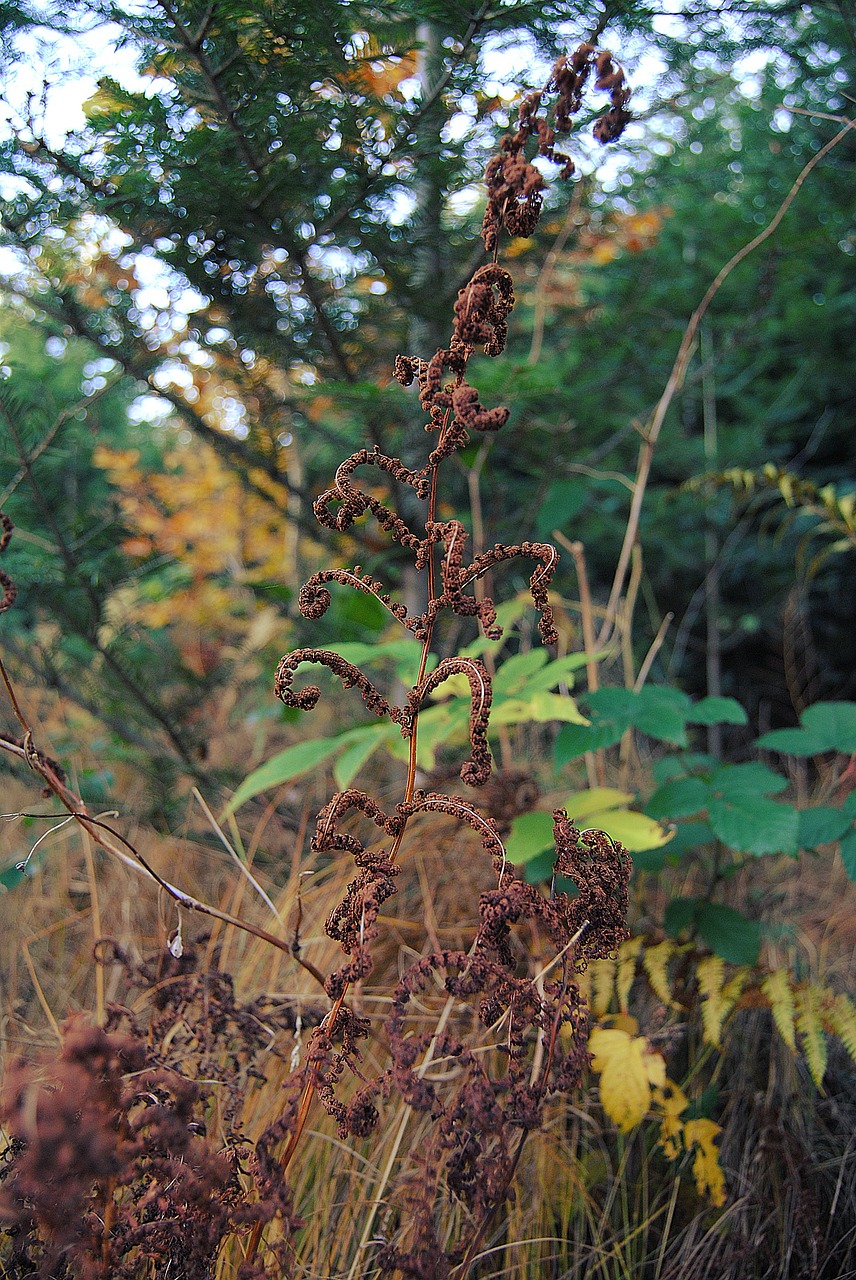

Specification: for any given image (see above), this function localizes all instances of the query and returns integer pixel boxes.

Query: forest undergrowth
[1,21,856,1280]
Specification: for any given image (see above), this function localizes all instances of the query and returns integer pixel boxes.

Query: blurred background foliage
[0,0,854,814]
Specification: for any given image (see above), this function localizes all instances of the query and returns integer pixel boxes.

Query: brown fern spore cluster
[482,43,631,253]
[262,47,632,1274]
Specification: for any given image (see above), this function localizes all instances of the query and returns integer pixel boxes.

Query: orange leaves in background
[94,442,289,664]
[587,208,670,265]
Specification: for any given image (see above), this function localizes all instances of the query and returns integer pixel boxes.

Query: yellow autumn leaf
[653,1078,689,1161]
[683,1118,726,1207]
[588,1027,666,1132]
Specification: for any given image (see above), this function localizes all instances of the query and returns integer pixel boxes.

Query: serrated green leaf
[841,829,856,881]
[634,702,688,746]
[664,820,716,856]
[708,795,799,855]
[587,686,640,723]
[696,902,761,965]
[634,687,692,746]
[797,806,851,849]
[711,762,788,799]
[652,753,716,784]
[646,777,710,820]
[688,696,748,726]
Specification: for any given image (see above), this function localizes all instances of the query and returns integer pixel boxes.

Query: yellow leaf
[598,1012,639,1036]
[761,968,796,1052]
[589,957,616,1017]
[683,1118,726,1207]
[584,807,672,853]
[565,788,634,820]
[825,992,856,1067]
[697,955,726,1047]
[615,936,644,1013]
[795,983,828,1086]
[653,1077,689,1161]
[642,940,676,1007]
[589,1027,656,1131]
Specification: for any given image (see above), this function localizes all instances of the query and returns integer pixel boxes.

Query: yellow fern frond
[722,966,750,1005]
[761,968,796,1052]
[824,992,856,1067]
[615,936,644,1013]
[795,983,828,1086]
[589,957,617,1017]
[697,955,726,1047]
[642,940,676,1007]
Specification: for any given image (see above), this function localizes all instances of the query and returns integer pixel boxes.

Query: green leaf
[646,777,710,820]
[800,702,856,752]
[333,727,388,789]
[840,829,856,881]
[652,753,717,784]
[492,648,549,695]
[696,902,761,965]
[708,795,800,855]
[535,478,588,537]
[506,811,554,865]
[664,897,699,936]
[757,702,856,756]
[797,806,851,849]
[0,852,45,891]
[631,847,670,873]
[224,734,355,814]
[329,638,423,666]
[664,820,716,856]
[553,719,623,765]
[756,727,828,755]
[635,686,693,746]
[844,791,856,819]
[711,761,788,799]
[524,651,594,693]
[688,696,748,726]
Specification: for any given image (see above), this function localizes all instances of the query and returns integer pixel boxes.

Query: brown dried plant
[0,43,633,1280]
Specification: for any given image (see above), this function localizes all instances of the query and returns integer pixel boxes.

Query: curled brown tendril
[481,42,632,255]
[298,567,414,628]
[313,446,430,550]
[273,648,395,721]
[404,657,493,786]
[312,790,403,856]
